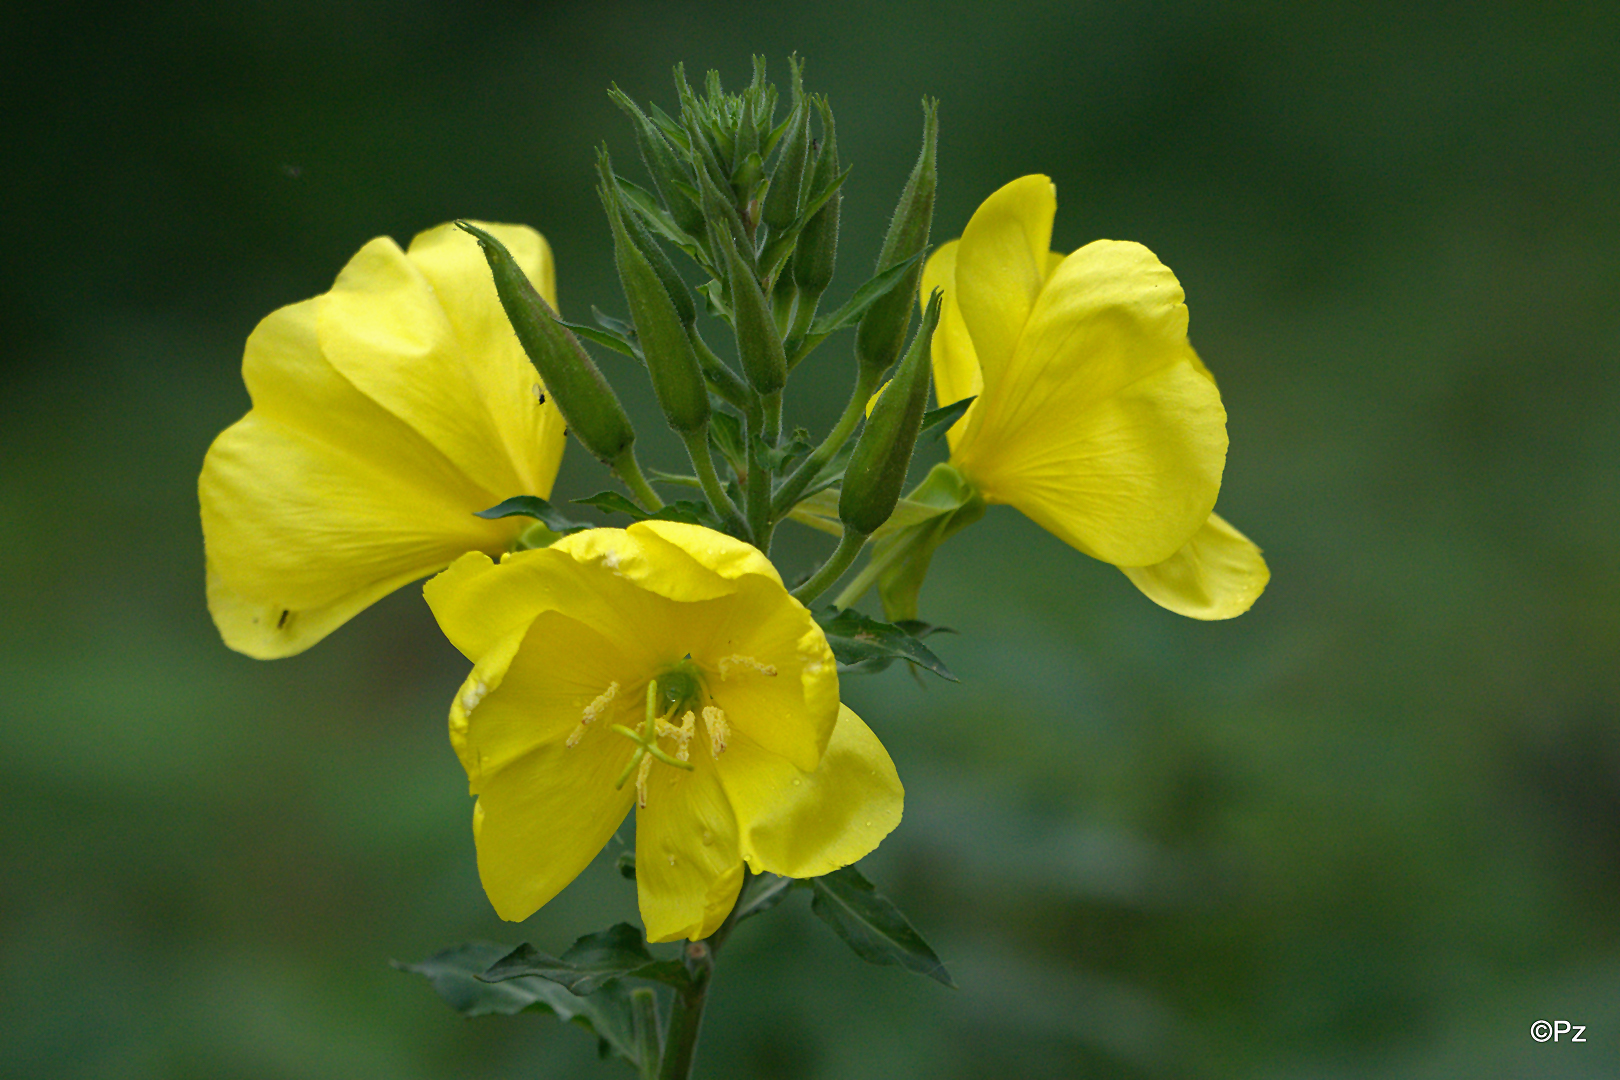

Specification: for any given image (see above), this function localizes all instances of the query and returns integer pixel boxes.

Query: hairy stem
[791,526,869,605]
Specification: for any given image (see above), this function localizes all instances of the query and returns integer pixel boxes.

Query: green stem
[614,447,664,513]
[691,330,754,412]
[761,389,783,447]
[791,526,869,606]
[744,412,772,552]
[681,427,747,538]
[657,869,753,1080]
[632,988,661,1080]
[770,363,881,519]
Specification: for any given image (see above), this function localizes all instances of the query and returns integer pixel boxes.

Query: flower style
[199,221,567,658]
[423,520,903,942]
[920,175,1268,619]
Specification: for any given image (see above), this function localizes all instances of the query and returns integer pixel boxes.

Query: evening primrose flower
[199,222,566,658]
[423,520,903,942]
[919,175,1268,619]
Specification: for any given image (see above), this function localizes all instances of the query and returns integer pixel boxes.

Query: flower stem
[791,526,869,606]
[770,363,881,519]
[743,412,773,553]
[681,427,747,538]
[615,447,665,513]
[631,988,661,1080]
[657,869,753,1080]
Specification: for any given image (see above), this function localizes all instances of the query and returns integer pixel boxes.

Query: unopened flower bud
[607,86,705,237]
[790,96,840,299]
[855,99,937,379]
[761,58,811,232]
[598,156,710,435]
[457,222,636,466]
[840,290,943,536]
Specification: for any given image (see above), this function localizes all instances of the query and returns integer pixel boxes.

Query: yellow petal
[200,298,518,651]
[715,704,902,879]
[636,754,744,942]
[205,558,424,660]
[961,240,1227,566]
[920,241,983,453]
[1120,512,1269,619]
[461,609,639,921]
[427,525,840,774]
[318,223,565,507]
[952,175,1056,398]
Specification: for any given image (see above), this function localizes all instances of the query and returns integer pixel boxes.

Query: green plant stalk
[761,389,783,447]
[657,869,753,1080]
[744,411,773,551]
[632,988,661,1080]
[770,362,883,518]
[614,447,665,512]
[691,331,754,411]
[680,426,747,536]
[791,525,869,605]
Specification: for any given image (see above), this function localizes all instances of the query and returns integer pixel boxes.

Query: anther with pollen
[719,654,778,680]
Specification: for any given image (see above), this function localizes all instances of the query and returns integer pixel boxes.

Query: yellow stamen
[567,681,620,748]
[635,753,654,808]
[718,654,777,680]
[702,706,730,758]
[657,709,697,763]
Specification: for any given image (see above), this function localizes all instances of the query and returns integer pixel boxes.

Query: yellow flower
[424,520,903,942]
[924,176,1268,619]
[199,222,567,658]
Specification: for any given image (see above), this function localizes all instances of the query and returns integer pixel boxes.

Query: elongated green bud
[840,290,943,536]
[790,96,840,297]
[854,98,938,378]
[761,58,810,231]
[620,184,697,329]
[607,86,705,237]
[457,222,635,465]
[696,164,755,281]
[598,158,710,435]
[711,202,787,396]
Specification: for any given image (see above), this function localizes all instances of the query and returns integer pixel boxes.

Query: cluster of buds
[460,58,941,600]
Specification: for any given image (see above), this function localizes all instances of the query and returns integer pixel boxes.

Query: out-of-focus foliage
[2,2,1617,1077]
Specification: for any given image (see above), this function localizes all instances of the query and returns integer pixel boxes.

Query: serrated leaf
[574,491,651,519]
[393,943,641,1063]
[807,867,955,988]
[920,396,974,439]
[482,924,691,996]
[813,606,957,681]
[616,176,706,264]
[475,496,593,534]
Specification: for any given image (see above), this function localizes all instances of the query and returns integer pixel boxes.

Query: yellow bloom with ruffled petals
[424,520,903,942]
[199,221,566,657]
[925,176,1268,619]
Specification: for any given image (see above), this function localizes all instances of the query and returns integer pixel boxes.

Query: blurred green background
[4,1,1618,1077]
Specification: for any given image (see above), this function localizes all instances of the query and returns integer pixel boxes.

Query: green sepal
[838,290,943,536]
[475,495,593,534]
[854,99,938,379]
[574,491,722,530]
[805,865,956,988]
[812,606,956,682]
[393,943,641,1064]
[457,222,636,467]
[481,924,692,996]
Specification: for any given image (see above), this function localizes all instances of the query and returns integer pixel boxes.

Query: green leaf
[755,428,814,471]
[573,492,722,530]
[806,250,925,337]
[920,396,974,439]
[708,410,747,475]
[475,496,593,534]
[648,470,704,489]
[812,606,957,681]
[393,942,641,1063]
[482,924,691,996]
[807,866,956,988]
[696,279,733,322]
[559,318,641,361]
[733,873,797,924]
[615,175,705,262]
[756,165,853,284]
